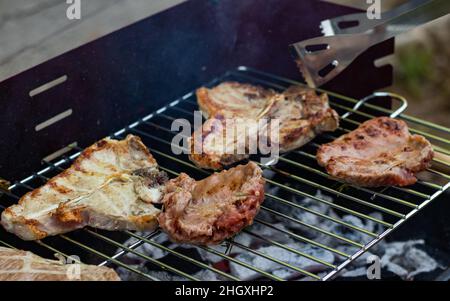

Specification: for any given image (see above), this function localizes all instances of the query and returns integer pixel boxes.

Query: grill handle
[342,91,408,120]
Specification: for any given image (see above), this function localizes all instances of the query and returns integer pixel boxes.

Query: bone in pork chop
[189,82,339,169]
[1,135,167,241]
[0,247,120,281]
[317,117,434,187]
[158,162,265,245]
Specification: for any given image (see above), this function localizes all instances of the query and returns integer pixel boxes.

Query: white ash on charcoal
[229,242,335,280]
[115,234,229,281]
[196,222,293,263]
[236,222,293,245]
[339,266,368,278]
[337,246,375,266]
[338,240,444,280]
[114,187,444,281]
[122,232,170,262]
[263,186,383,247]
[323,213,385,247]
[196,244,229,263]
[116,264,224,281]
[116,265,146,281]
[337,245,376,278]
[264,187,332,231]
[381,240,443,280]
[192,269,223,281]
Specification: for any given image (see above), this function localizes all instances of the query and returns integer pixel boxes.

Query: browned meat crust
[189,82,339,169]
[158,162,265,245]
[188,114,256,170]
[317,117,434,187]
[197,82,277,119]
[268,86,339,152]
[1,135,165,240]
[0,247,120,281]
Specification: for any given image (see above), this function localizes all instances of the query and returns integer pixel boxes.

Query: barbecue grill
[0,0,449,281]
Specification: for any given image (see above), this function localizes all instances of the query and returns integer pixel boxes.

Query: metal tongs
[290,0,450,88]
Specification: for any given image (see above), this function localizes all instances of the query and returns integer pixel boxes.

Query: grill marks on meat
[268,86,339,153]
[189,114,259,170]
[158,162,265,245]
[190,83,276,169]
[1,135,167,240]
[189,82,339,169]
[0,247,120,281]
[317,117,434,187]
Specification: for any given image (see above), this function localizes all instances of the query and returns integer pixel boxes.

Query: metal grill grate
[1,67,449,281]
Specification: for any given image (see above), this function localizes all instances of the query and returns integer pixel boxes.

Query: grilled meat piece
[189,114,259,170]
[158,162,265,245]
[189,82,339,169]
[0,247,120,281]
[191,82,276,169]
[1,135,167,240]
[267,85,339,152]
[317,117,434,187]
[197,82,277,119]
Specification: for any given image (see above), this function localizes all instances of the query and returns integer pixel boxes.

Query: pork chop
[158,162,265,245]
[317,117,434,187]
[266,85,339,152]
[189,82,339,169]
[188,114,260,170]
[1,135,167,240]
[0,247,120,281]
[196,82,276,119]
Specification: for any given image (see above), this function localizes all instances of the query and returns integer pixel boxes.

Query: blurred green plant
[396,44,433,97]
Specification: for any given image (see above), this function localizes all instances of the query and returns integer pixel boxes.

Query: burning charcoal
[117,264,187,281]
[119,262,225,281]
[197,222,294,264]
[330,215,370,243]
[194,269,223,281]
[361,212,385,239]
[229,242,334,280]
[337,245,376,278]
[272,268,295,279]
[245,222,293,244]
[326,213,384,246]
[264,189,336,238]
[340,240,443,280]
[289,191,334,227]
[340,266,368,278]
[120,233,169,262]
[128,243,168,262]
[147,271,186,281]
[116,265,144,281]
[337,246,375,267]
[232,232,253,247]
[197,244,230,263]
[381,240,441,280]
[250,222,292,241]
[115,264,185,281]
[253,207,279,223]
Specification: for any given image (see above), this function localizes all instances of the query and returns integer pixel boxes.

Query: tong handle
[291,0,449,87]
[358,0,449,55]
[369,0,450,41]
[324,0,441,35]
